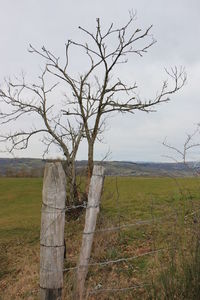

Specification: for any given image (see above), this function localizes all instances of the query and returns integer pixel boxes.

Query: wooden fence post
[75,165,105,299]
[40,162,66,300]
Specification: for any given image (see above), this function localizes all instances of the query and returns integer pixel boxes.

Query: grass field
[0,176,200,299]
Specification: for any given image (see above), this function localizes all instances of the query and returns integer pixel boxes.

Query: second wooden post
[75,165,105,299]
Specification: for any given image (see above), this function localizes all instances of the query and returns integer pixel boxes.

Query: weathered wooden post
[75,165,105,299]
[40,162,66,300]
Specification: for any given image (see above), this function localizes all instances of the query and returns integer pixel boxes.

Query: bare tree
[0,69,83,205]
[163,126,200,175]
[0,12,186,197]
[28,14,186,185]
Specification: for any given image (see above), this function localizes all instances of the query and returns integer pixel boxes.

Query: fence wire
[88,283,151,295]
[63,248,169,271]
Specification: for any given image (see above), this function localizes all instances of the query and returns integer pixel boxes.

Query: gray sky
[0,0,199,162]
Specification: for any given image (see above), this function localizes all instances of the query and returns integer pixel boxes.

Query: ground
[0,176,200,299]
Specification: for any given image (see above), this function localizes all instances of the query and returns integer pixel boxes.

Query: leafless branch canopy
[0,68,83,161]
[163,127,200,174]
[28,15,185,147]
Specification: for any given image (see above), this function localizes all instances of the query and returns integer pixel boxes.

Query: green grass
[1,176,198,228]
[0,178,42,242]
[0,176,199,244]
[0,176,200,299]
[102,177,200,220]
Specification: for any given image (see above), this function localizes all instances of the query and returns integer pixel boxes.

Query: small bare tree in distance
[0,12,186,200]
[163,126,200,174]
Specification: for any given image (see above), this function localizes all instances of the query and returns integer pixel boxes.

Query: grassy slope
[0,178,42,242]
[0,177,200,299]
[103,177,200,219]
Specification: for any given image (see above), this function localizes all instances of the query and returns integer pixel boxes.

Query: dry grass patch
[0,243,39,299]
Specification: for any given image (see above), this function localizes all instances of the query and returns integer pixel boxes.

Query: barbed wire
[88,282,151,295]
[63,247,168,271]
[42,195,199,219]
[41,201,101,215]
[65,203,86,211]
[83,212,177,235]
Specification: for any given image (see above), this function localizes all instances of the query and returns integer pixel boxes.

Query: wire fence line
[40,192,198,253]
[41,202,102,217]
[63,248,172,272]
[82,212,177,235]
[63,200,198,297]
[42,202,87,212]
[40,200,159,241]
[88,283,151,295]
[40,193,198,247]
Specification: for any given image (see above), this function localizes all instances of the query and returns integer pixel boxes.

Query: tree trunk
[86,143,94,194]
[64,159,79,206]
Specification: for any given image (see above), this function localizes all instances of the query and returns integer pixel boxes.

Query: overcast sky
[0,0,199,162]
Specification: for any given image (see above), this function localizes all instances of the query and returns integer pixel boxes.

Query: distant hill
[0,158,199,177]
[0,158,45,177]
[101,161,199,177]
